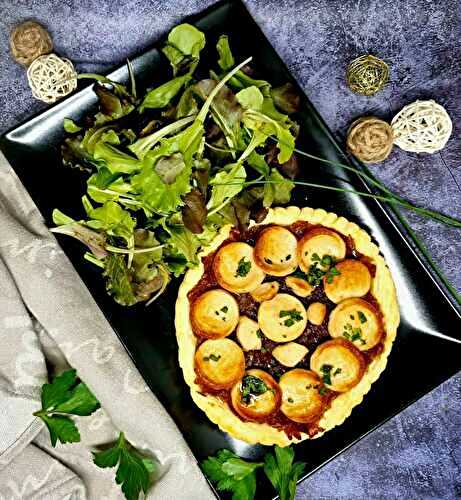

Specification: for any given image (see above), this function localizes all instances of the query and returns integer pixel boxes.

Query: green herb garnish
[343,323,367,345]
[264,257,273,265]
[33,369,100,447]
[279,309,303,327]
[241,374,269,405]
[235,257,252,277]
[203,353,222,362]
[320,364,333,385]
[358,310,367,323]
[93,432,155,500]
[287,397,294,403]
[221,306,229,313]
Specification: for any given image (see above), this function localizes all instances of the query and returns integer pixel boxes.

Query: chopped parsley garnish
[287,397,294,403]
[320,364,333,385]
[358,311,367,323]
[279,309,303,327]
[333,367,342,376]
[203,353,221,362]
[221,306,228,313]
[350,314,355,320]
[264,257,273,265]
[241,375,269,405]
[305,384,313,390]
[318,386,328,396]
[285,254,291,261]
[293,254,341,287]
[235,257,251,278]
[256,329,263,339]
[343,323,367,345]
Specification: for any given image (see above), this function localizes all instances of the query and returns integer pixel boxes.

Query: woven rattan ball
[10,21,53,66]
[347,117,394,163]
[391,100,452,153]
[346,55,389,96]
[27,54,77,103]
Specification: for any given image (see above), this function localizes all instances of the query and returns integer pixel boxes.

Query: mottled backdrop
[0,0,460,498]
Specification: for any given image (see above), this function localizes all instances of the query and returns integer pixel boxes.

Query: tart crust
[175,207,400,446]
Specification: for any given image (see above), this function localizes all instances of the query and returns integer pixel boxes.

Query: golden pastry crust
[258,293,307,342]
[175,207,400,446]
[230,369,281,421]
[298,227,347,273]
[213,242,265,293]
[190,289,239,338]
[195,338,245,390]
[328,298,382,350]
[279,369,326,423]
[310,338,366,392]
[254,226,299,276]
[324,259,371,303]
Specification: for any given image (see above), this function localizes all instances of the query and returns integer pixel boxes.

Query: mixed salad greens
[52,23,461,307]
[52,24,300,306]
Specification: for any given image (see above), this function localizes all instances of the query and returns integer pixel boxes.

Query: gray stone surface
[0,0,459,498]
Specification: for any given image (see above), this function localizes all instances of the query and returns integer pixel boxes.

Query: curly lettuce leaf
[87,201,136,245]
[263,168,294,207]
[103,254,138,306]
[236,86,263,111]
[93,142,141,174]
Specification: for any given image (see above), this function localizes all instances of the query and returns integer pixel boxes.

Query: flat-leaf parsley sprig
[33,369,100,446]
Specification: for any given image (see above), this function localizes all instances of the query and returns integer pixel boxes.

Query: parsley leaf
[241,374,269,405]
[320,364,333,385]
[235,257,251,277]
[34,369,100,447]
[358,311,367,323]
[263,445,306,500]
[279,309,303,326]
[93,432,155,500]
[202,449,263,500]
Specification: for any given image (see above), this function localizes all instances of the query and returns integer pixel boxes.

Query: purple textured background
[0,1,460,498]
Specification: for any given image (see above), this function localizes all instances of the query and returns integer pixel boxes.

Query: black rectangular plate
[2,1,460,498]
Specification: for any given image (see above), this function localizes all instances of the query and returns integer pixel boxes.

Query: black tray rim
[1,1,460,497]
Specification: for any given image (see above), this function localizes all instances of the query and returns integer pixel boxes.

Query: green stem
[213,179,461,229]
[105,244,165,254]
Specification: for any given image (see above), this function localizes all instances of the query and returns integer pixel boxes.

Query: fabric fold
[0,152,213,499]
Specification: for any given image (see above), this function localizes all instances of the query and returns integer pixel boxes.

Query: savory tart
[175,207,399,446]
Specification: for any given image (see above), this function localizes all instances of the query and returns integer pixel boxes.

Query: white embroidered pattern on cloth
[391,100,453,153]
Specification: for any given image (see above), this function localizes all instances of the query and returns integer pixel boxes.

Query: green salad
[52,23,461,307]
[52,23,301,306]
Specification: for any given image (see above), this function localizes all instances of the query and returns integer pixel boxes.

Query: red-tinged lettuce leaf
[181,188,207,234]
[271,83,301,115]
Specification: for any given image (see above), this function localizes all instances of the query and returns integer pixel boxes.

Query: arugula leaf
[243,110,294,163]
[263,168,294,207]
[208,163,247,214]
[34,369,100,447]
[93,432,155,500]
[103,254,138,306]
[216,35,271,94]
[176,85,199,118]
[162,219,201,268]
[63,118,82,133]
[246,151,270,177]
[202,449,263,500]
[51,210,108,259]
[131,229,163,283]
[194,79,243,151]
[263,446,306,500]
[140,75,190,111]
[93,142,141,174]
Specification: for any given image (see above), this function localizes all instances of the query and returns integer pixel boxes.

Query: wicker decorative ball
[27,54,77,103]
[391,100,452,153]
[10,21,53,66]
[347,116,394,163]
[346,55,389,96]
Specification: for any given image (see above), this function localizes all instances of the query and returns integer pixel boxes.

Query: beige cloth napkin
[0,151,214,499]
